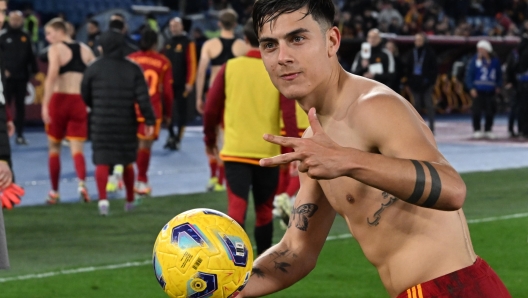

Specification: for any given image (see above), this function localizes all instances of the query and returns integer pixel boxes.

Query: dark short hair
[139,28,158,51]
[252,0,335,37]
[244,18,259,47]
[88,19,99,27]
[218,9,238,30]
[109,19,124,31]
[112,13,126,21]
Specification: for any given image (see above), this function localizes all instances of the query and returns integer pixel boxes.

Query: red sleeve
[203,64,226,147]
[5,106,11,122]
[162,62,174,118]
[280,94,298,153]
[186,42,197,86]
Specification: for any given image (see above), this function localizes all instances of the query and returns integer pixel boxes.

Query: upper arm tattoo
[288,203,319,231]
[407,160,442,208]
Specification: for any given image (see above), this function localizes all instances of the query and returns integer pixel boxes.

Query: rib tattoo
[367,192,397,227]
[407,160,442,208]
[288,204,319,231]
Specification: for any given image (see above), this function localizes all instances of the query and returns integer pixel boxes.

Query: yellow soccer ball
[153,208,253,298]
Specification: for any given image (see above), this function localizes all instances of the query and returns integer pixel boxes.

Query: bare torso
[54,42,93,94]
[304,74,476,297]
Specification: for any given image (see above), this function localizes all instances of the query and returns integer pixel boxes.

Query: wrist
[340,147,361,178]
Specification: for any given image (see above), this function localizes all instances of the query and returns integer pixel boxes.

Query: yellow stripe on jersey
[417,284,423,298]
[412,286,417,298]
[221,56,281,160]
[407,288,412,298]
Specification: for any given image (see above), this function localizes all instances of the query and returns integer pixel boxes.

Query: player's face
[258,9,333,99]
[45,27,62,44]
[170,20,183,36]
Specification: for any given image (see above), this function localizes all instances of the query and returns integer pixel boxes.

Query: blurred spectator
[362,8,378,32]
[0,11,38,145]
[465,40,502,139]
[378,0,403,29]
[86,19,101,56]
[351,29,395,87]
[504,46,519,137]
[22,4,38,44]
[163,17,197,151]
[515,34,528,138]
[109,16,138,56]
[146,13,159,32]
[406,33,438,133]
[384,40,404,94]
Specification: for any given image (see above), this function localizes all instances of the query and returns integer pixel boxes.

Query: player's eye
[262,42,275,50]
[293,36,305,43]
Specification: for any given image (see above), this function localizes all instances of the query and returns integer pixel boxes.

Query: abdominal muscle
[322,179,476,297]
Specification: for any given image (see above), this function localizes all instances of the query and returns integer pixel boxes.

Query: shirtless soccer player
[42,18,95,204]
[237,1,511,298]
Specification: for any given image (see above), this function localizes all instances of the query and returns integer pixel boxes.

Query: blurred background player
[195,9,247,192]
[109,13,138,56]
[0,10,38,145]
[162,17,196,151]
[465,40,502,139]
[203,19,297,255]
[86,19,101,57]
[129,29,173,197]
[42,18,95,204]
[81,29,155,215]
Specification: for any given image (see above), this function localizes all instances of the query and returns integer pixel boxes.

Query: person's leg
[13,80,27,141]
[423,87,435,133]
[47,140,61,203]
[123,164,135,204]
[69,140,90,202]
[252,165,280,255]
[508,88,518,135]
[411,90,424,114]
[137,139,153,183]
[176,90,189,146]
[472,93,483,133]
[483,93,495,132]
[224,162,252,228]
[95,164,109,200]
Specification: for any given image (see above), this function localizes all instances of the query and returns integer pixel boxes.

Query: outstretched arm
[195,42,211,114]
[261,101,466,211]
[238,174,335,298]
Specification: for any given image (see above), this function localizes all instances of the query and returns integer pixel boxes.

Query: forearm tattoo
[251,267,265,278]
[408,160,442,207]
[288,204,319,231]
[250,250,298,279]
[367,192,397,227]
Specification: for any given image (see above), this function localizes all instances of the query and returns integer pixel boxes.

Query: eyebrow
[259,28,310,44]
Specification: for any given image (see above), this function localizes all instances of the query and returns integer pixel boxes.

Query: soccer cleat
[134,181,151,196]
[206,177,218,192]
[78,183,90,203]
[213,183,225,192]
[15,137,28,145]
[106,175,119,193]
[124,202,135,212]
[164,136,178,151]
[98,200,109,216]
[274,193,293,230]
[46,191,60,204]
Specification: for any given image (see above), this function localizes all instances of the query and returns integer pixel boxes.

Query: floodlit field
[1,168,527,297]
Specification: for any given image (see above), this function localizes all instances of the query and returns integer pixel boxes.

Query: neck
[297,61,346,120]
[220,29,234,38]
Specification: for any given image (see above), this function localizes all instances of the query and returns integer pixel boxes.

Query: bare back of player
[238,1,510,298]
[195,9,247,114]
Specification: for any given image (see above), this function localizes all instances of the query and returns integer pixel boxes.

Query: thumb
[308,108,323,134]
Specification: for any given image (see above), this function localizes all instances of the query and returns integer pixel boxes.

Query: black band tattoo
[251,267,265,278]
[407,160,426,204]
[367,192,397,227]
[422,162,442,207]
[288,204,319,231]
[273,261,291,273]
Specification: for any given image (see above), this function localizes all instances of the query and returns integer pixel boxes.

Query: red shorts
[137,119,162,140]
[46,93,88,141]
[397,257,511,298]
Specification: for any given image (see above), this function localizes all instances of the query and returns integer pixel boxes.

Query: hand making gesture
[260,108,349,180]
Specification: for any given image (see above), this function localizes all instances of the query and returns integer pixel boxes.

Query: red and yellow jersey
[128,50,174,120]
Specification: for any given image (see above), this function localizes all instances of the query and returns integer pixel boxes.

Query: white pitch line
[1,212,527,284]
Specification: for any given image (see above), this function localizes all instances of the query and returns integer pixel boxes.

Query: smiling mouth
[280,72,301,81]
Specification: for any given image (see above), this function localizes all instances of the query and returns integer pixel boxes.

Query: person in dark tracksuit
[465,40,502,139]
[505,47,520,138]
[515,34,528,138]
[0,11,38,145]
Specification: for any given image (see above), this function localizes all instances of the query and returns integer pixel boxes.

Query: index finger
[260,152,304,167]
[263,134,301,148]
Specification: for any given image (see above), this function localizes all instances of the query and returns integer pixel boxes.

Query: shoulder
[126,58,144,73]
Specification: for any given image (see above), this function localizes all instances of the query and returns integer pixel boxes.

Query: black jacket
[81,31,155,165]
[0,27,37,80]
[0,32,10,161]
[164,34,193,89]
[351,43,396,87]
[406,46,438,92]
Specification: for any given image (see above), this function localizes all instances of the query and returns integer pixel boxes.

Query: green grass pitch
[0,167,527,297]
